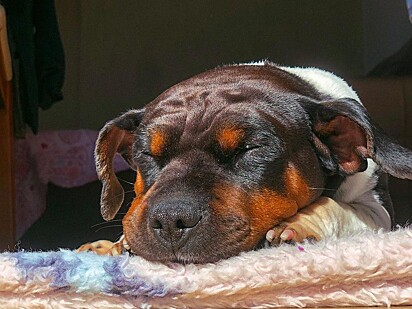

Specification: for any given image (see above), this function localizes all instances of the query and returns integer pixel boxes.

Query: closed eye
[235,144,260,154]
[235,144,261,158]
[141,150,153,156]
[218,144,261,164]
[139,150,167,167]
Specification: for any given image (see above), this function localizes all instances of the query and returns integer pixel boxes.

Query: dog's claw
[280,228,296,241]
[266,224,319,247]
[265,229,276,242]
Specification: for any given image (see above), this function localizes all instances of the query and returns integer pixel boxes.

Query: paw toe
[266,225,319,247]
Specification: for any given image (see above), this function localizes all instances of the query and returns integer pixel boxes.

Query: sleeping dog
[78,62,412,263]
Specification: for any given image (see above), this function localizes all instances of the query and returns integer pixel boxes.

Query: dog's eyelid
[140,149,165,160]
[243,144,261,151]
[141,150,153,157]
[135,147,155,159]
[218,144,261,163]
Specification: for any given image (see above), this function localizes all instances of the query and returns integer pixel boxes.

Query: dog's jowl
[87,62,412,263]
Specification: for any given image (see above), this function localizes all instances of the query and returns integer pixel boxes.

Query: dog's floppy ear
[304,98,412,179]
[95,109,145,221]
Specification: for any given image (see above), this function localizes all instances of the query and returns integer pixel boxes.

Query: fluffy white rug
[1,228,412,308]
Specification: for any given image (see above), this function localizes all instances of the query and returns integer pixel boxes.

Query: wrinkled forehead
[147,78,258,109]
[140,63,318,127]
[143,91,255,129]
[141,83,307,136]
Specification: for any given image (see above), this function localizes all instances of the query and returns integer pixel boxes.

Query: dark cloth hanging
[3,0,65,134]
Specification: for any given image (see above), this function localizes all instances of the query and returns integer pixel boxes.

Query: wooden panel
[0,80,14,251]
[0,4,14,251]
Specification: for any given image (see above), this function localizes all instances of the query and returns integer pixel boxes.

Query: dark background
[39,0,412,130]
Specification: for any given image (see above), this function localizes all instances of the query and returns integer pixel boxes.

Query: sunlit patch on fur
[150,130,167,157]
[217,127,244,152]
[284,163,311,208]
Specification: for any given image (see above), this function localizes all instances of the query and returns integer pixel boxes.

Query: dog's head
[95,64,412,263]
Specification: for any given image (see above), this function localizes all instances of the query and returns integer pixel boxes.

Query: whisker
[308,187,337,191]
[122,201,133,209]
[91,219,123,229]
[95,225,123,233]
[118,177,135,186]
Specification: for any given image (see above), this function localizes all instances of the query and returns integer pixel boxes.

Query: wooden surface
[0,4,14,251]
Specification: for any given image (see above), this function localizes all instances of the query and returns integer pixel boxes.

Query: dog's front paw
[265,222,321,247]
[76,235,130,256]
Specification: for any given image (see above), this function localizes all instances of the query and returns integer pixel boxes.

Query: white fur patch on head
[279,66,360,102]
[236,62,360,102]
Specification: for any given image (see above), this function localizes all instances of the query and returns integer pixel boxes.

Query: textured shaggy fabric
[1,228,412,308]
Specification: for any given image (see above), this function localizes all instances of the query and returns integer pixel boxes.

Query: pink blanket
[14,130,129,238]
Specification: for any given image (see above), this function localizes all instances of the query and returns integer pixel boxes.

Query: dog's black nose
[148,198,203,247]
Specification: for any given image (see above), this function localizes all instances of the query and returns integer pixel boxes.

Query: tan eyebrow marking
[150,130,167,157]
[217,127,245,152]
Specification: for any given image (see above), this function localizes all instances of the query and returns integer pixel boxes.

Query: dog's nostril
[176,219,185,229]
[152,219,163,229]
[176,216,201,229]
